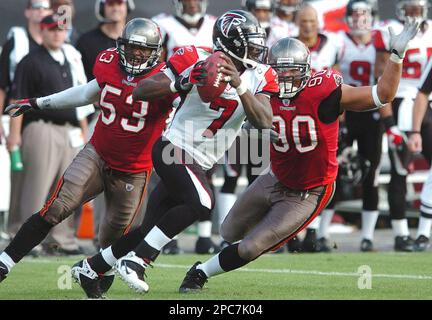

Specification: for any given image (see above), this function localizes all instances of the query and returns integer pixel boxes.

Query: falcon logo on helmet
[220,13,247,37]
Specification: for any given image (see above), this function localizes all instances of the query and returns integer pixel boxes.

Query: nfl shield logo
[127,75,135,82]
[282,99,291,106]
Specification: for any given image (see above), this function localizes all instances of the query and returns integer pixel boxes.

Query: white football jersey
[266,16,299,48]
[337,32,376,87]
[374,20,432,99]
[308,33,342,72]
[152,13,216,59]
[163,46,279,170]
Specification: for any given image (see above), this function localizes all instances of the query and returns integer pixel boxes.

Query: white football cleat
[115,251,150,294]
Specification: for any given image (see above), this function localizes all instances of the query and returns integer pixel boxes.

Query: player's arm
[218,55,273,129]
[133,72,173,101]
[5,80,100,117]
[340,18,420,112]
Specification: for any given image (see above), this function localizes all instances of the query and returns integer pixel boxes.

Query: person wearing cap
[8,14,94,255]
[0,0,52,241]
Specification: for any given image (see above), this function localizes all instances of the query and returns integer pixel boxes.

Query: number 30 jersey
[163,46,279,170]
[91,48,175,173]
[270,69,343,190]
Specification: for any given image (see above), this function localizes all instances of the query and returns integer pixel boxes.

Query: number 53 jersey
[270,69,344,190]
[91,48,176,173]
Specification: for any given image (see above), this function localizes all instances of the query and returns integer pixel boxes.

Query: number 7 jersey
[91,48,176,173]
[270,69,343,190]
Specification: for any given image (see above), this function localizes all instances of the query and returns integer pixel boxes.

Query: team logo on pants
[125,183,135,192]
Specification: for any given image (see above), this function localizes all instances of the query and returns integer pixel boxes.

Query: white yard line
[22,259,432,280]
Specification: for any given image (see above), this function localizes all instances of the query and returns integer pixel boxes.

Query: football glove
[5,98,38,117]
[387,126,412,175]
[389,17,420,59]
[174,61,207,93]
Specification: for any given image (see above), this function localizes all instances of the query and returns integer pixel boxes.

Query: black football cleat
[162,239,182,255]
[99,273,115,295]
[414,235,430,252]
[286,236,302,253]
[360,239,374,252]
[71,259,103,299]
[316,237,332,252]
[0,261,8,283]
[195,237,220,254]
[302,229,318,252]
[179,261,208,293]
[394,236,415,252]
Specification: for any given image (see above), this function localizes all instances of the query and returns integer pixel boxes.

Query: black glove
[5,98,38,117]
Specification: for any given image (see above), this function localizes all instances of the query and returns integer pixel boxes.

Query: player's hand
[270,125,279,143]
[386,125,408,149]
[5,98,38,117]
[389,17,420,59]
[174,61,207,93]
[218,54,242,88]
[6,132,21,153]
[408,132,422,153]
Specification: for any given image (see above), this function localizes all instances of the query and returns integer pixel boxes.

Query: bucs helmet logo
[220,13,246,37]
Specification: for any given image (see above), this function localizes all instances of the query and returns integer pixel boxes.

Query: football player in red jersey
[0,18,175,298]
[178,18,420,293]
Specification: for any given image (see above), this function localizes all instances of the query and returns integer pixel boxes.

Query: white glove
[389,17,420,59]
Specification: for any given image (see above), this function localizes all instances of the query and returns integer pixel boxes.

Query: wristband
[236,81,248,96]
[390,50,404,64]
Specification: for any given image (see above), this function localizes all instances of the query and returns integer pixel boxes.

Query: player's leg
[356,112,384,252]
[387,99,414,251]
[0,143,104,282]
[179,181,335,293]
[415,107,432,250]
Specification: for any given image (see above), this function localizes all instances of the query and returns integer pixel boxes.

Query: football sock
[317,209,334,239]
[218,243,249,273]
[217,192,237,226]
[143,226,171,251]
[198,221,212,238]
[361,210,379,240]
[0,252,15,272]
[88,228,144,274]
[197,253,224,277]
[156,204,204,238]
[391,219,410,237]
[416,214,432,238]
[5,213,53,263]
[307,216,321,230]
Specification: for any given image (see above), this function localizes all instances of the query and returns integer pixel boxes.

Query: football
[197,51,228,103]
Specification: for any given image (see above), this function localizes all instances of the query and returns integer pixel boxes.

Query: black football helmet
[346,0,378,35]
[338,147,371,186]
[213,10,268,69]
[117,18,162,75]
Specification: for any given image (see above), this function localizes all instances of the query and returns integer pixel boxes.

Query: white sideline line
[23,259,432,280]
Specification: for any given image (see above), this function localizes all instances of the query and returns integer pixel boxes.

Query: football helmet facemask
[174,0,208,25]
[346,0,378,35]
[396,0,430,22]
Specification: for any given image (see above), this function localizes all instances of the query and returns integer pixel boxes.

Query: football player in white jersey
[152,0,216,60]
[153,0,218,254]
[374,0,432,251]
[71,10,279,294]
[267,0,301,48]
[318,0,383,252]
[286,3,343,252]
[408,58,432,251]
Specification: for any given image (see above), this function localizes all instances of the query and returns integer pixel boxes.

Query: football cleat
[195,237,220,254]
[115,251,150,294]
[394,236,415,252]
[99,269,115,295]
[0,261,9,283]
[162,239,182,255]
[286,236,302,253]
[316,237,332,252]
[360,239,374,252]
[179,261,208,294]
[414,235,430,252]
[71,259,103,299]
[302,229,318,252]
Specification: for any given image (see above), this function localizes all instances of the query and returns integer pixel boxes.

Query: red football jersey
[90,48,175,172]
[270,69,343,190]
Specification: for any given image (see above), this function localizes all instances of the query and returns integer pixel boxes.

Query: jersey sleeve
[315,69,344,124]
[92,48,118,87]
[166,46,199,77]
[373,28,390,52]
[256,67,280,96]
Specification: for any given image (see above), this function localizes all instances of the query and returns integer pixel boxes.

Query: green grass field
[0,252,431,300]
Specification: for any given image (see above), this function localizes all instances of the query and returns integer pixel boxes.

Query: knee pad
[41,199,71,226]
